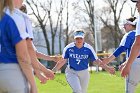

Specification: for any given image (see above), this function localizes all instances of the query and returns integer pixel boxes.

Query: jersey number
[76,59,81,65]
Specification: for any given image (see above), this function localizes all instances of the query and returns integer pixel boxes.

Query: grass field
[36,71,140,93]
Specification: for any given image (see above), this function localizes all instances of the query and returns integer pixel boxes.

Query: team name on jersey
[69,53,88,59]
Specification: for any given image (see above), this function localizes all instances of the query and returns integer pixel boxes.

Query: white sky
[24,0,138,30]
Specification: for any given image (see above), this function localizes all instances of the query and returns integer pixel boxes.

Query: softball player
[19,4,58,84]
[102,17,140,93]
[52,29,115,93]
[0,0,37,93]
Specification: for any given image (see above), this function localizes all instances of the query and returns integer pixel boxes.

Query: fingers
[53,55,62,62]
[121,68,128,78]
[35,72,48,84]
[109,67,115,75]
[44,69,55,80]
[101,57,109,65]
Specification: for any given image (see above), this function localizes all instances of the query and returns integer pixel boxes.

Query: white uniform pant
[65,67,90,93]
[125,58,140,93]
[0,63,29,93]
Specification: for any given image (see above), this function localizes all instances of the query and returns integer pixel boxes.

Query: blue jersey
[0,8,28,63]
[113,30,136,59]
[62,42,98,71]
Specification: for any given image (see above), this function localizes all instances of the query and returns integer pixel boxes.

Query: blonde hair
[0,0,14,19]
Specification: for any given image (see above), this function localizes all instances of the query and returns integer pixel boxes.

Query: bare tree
[83,0,95,37]
[65,0,70,46]
[26,0,67,68]
[26,0,66,54]
[26,0,51,54]
[98,0,127,48]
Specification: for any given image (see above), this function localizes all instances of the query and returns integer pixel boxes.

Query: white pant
[125,58,140,93]
[65,67,90,93]
[0,63,29,93]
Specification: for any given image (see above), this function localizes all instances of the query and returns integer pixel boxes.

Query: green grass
[36,71,140,93]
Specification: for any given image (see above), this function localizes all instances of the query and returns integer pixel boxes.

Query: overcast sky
[24,0,138,31]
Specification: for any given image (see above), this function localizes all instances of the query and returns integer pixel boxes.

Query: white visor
[74,31,85,39]
[123,20,137,25]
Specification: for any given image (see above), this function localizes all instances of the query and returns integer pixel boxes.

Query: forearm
[16,40,37,92]
[108,55,116,63]
[26,40,40,72]
[93,59,111,71]
[38,61,48,72]
[18,58,36,88]
[36,51,55,61]
[100,64,111,71]
[52,59,66,72]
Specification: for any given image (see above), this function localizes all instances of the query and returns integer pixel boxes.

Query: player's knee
[73,89,82,93]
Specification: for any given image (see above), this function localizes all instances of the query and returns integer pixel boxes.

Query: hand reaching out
[119,61,126,71]
[121,62,131,78]
[105,66,115,75]
[52,55,62,62]
[43,68,55,80]
[101,57,110,65]
[34,70,48,84]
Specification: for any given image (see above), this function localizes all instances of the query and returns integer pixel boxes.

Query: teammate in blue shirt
[52,29,115,93]
[121,0,140,76]
[102,17,139,93]
[0,0,37,93]
[19,4,57,84]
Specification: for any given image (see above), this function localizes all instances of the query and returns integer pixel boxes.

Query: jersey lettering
[69,53,88,59]
[76,59,81,65]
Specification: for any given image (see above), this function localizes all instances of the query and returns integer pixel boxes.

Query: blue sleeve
[7,19,23,46]
[124,36,134,48]
[64,49,69,59]
[89,50,97,62]
[113,46,127,57]
[62,47,69,59]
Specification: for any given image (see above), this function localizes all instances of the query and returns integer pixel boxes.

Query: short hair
[131,0,138,3]
[20,4,27,14]
[126,17,137,28]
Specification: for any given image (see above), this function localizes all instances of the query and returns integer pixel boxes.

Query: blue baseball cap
[74,29,85,39]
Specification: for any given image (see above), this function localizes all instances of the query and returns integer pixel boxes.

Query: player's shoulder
[0,13,12,27]
[5,8,25,22]
[127,30,136,38]
[65,42,75,49]
[84,42,93,48]
[2,13,12,21]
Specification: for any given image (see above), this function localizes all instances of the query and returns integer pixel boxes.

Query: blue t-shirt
[113,30,136,59]
[0,8,28,63]
[62,42,98,71]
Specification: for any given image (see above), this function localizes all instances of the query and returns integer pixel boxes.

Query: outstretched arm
[36,51,61,62]
[102,55,116,64]
[93,59,115,74]
[52,58,67,73]
[26,39,54,83]
[102,46,126,64]
[32,43,60,62]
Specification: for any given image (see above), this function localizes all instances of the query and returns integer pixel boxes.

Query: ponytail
[0,0,14,19]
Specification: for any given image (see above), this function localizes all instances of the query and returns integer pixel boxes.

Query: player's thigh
[78,69,90,92]
[0,64,29,93]
[65,67,82,92]
[129,61,140,83]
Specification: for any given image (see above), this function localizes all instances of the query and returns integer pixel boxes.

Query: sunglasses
[74,31,85,36]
